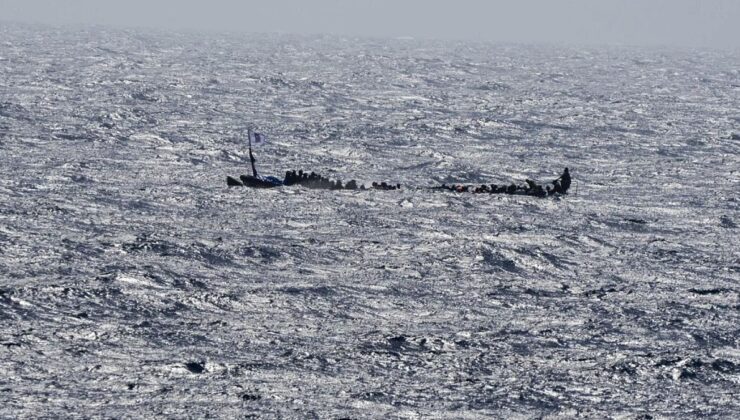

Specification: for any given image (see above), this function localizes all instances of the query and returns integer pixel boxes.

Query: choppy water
[1,22,738,418]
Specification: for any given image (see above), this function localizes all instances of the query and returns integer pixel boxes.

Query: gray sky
[2,0,739,49]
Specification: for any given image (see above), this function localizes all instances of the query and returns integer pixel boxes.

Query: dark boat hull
[226,176,243,187]
[239,175,282,188]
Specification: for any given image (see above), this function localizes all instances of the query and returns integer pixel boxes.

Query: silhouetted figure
[474,184,490,193]
[523,179,546,197]
[507,184,517,194]
[552,180,564,194]
[555,167,571,193]
[345,180,358,190]
[368,181,400,191]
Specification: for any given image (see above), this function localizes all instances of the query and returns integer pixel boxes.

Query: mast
[248,129,259,178]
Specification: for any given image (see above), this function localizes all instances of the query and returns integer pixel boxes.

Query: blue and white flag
[248,129,267,147]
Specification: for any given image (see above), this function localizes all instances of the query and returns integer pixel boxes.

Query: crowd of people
[229,167,570,197]
[281,169,401,191]
[438,168,571,197]
[228,145,570,197]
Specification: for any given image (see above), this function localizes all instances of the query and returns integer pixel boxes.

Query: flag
[248,129,267,147]
[253,132,266,145]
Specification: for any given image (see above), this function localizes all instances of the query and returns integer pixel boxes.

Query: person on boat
[552,180,563,194]
[554,167,571,193]
[525,179,547,197]
[474,185,490,193]
[283,170,297,186]
[532,184,546,197]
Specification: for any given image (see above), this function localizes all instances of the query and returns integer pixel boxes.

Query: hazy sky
[2,0,739,49]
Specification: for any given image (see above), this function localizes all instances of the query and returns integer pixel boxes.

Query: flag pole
[248,129,258,178]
